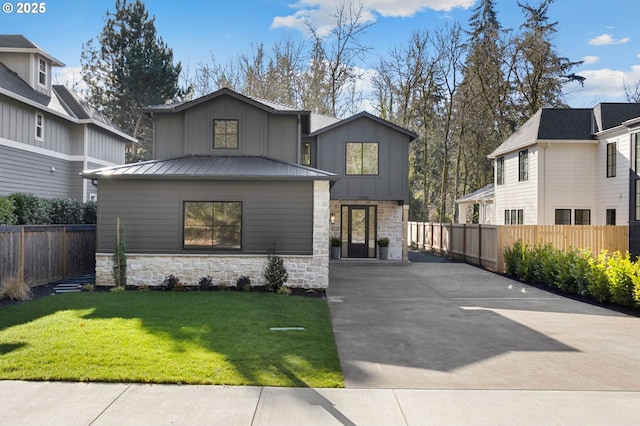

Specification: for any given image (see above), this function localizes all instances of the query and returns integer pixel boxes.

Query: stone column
[403,204,409,262]
[313,180,330,287]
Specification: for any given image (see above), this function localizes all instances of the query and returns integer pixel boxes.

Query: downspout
[83,125,89,202]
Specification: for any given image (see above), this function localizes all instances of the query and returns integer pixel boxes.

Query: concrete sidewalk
[1,381,639,425]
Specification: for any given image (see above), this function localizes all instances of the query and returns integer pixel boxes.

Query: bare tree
[624,78,640,103]
[305,0,374,117]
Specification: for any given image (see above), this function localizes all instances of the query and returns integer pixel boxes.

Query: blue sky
[1,0,638,107]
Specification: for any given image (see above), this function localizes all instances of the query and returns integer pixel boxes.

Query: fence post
[63,225,67,278]
[19,226,25,283]
[478,224,482,266]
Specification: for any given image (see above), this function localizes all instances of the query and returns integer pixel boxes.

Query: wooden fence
[408,222,629,272]
[0,225,96,286]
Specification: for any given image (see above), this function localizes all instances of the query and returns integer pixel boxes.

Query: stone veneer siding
[95,181,331,288]
[329,200,405,260]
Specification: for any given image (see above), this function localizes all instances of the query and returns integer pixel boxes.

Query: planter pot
[379,246,389,260]
[331,246,341,259]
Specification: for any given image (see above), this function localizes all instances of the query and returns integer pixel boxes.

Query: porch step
[53,283,82,294]
[50,273,95,294]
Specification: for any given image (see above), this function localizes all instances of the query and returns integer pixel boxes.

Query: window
[504,209,523,224]
[302,142,311,165]
[574,209,591,225]
[213,119,238,149]
[555,209,571,225]
[635,134,640,172]
[35,113,44,141]
[606,209,616,225]
[346,142,378,175]
[183,201,242,250]
[636,181,640,221]
[496,157,505,185]
[607,142,616,177]
[38,58,47,86]
[518,149,529,181]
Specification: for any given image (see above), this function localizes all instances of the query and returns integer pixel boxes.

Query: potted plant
[330,237,342,259]
[377,237,390,260]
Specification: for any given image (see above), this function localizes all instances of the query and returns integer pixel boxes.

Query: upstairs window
[35,113,44,141]
[38,58,47,87]
[213,119,238,149]
[607,142,616,177]
[518,149,529,182]
[302,142,311,166]
[346,142,378,175]
[496,157,505,185]
[183,201,242,250]
[634,134,640,172]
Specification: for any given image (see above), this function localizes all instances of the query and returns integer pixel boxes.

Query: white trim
[37,57,47,88]
[35,112,44,141]
[0,136,118,167]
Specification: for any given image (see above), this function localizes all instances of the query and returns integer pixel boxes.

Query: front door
[342,205,377,258]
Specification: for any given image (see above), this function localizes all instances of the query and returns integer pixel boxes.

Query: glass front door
[341,205,377,258]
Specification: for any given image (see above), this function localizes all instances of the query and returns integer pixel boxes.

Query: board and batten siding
[154,96,300,162]
[595,132,631,225]
[96,180,314,255]
[539,142,597,225]
[494,145,538,224]
[316,116,409,202]
[87,126,126,164]
[0,53,31,85]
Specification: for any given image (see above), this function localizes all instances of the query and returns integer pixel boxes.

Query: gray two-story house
[0,34,134,201]
[83,88,415,288]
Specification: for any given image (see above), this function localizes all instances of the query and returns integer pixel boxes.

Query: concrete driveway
[327,258,640,390]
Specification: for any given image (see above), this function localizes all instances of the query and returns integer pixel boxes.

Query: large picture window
[346,142,378,175]
[184,201,242,249]
[213,119,238,149]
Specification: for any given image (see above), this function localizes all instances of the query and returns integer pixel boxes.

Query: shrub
[586,252,611,303]
[49,198,85,224]
[161,274,180,291]
[0,196,16,225]
[199,276,213,291]
[9,193,50,224]
[112,219,127,288]
[236,276,251,291]
[604,251,637,306]
[264,255,288,292]
[83,201,97,224]
[504,240,526,277]
[0,276,32,301]
[554,250,592,295]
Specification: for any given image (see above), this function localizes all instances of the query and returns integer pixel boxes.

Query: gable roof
[82,154,339,181]
[0,57,135,142]
[593,103,640,133]
[489,108,594,158]
[0,34,64,66]
[456,184,494,204]
[310,111,417,141]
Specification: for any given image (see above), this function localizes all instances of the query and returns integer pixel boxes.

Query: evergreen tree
[81,0,186,162]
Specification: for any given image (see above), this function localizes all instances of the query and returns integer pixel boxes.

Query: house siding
[0,144,81,198]
[153,113,185,159]
[316,116,410,202]
[540,142,597,224]
[0,52,31,86]
[96,179,314,254]
[494,146,538,224]
[87,126,126,164]
[595,132,631,225]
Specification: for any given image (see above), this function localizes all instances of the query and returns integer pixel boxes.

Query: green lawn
[0,291,344,387]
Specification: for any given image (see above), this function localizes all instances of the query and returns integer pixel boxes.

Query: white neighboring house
[0,34,134,201]
[488,104,640,255]
[456,184,494,224]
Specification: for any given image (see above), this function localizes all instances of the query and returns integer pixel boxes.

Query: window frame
[518,149,529,182]
[496,156,505,185]
[606,209,616,226]
[574,209,591,225]
[183,201,242,251]
[504,209,523,225]
[38,58,47,87]
[212,119,239,150]
[607,142,617,178]
[555,209,571,225]
[35,113,44,141]
[345,142,379,176]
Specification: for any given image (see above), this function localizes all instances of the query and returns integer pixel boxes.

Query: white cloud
[52,66,86,93]
[565,65,640,106]
[581,56,599,65]
[588,33,631,46]
[271,0,474,36]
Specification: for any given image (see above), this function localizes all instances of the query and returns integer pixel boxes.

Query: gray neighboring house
[83,88,415,288]
[0,34,134,201]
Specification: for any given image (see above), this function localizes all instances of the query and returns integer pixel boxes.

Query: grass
[0,291,343,387]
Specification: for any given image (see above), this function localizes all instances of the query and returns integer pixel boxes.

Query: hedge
[504,240,640,307]
[0,193,96,225]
